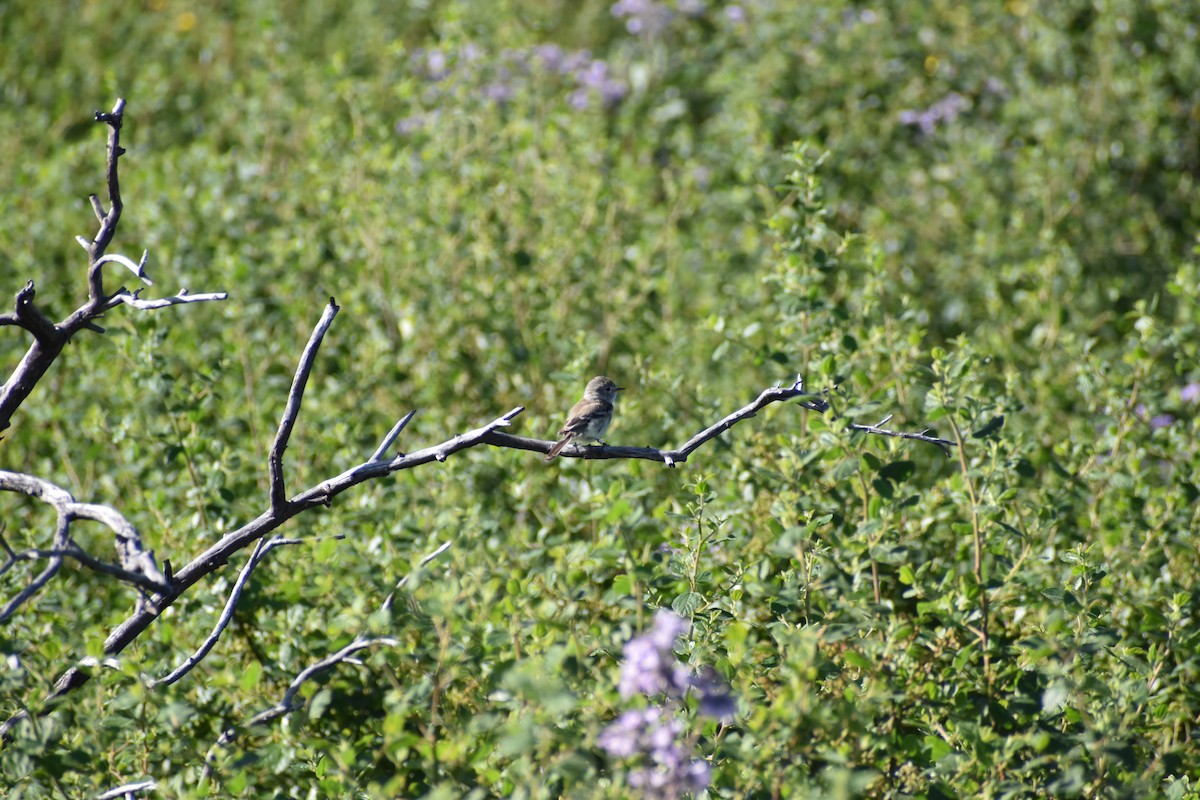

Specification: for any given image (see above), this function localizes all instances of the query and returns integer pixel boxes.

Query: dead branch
[0,471,169,623]
[0,98,227,437]
[151,536,306,688]
[481,376,953,465]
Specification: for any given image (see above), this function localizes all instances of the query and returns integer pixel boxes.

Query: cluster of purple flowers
[396,43,629,135]
[1131,383,1200,431]
[598,610,735,797]
[610,0,744,35]
[898,92,968,136]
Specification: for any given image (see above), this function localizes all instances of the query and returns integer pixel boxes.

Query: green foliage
[3,0,1200,798]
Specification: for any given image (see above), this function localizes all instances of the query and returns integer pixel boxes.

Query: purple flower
[899,92,968,135]
[568,88,592,110]
[424,49,449,81]
[575,59,611,89]
[619,633,691,699]
[677,0,706,16]
[1150,414,1175,430]
[598,708,661,757]
[533,43,565,73]
[560,49,594,75]
[648,609,689,650]
[396,113,433,135]
[600,707,712,796]
[1181,382,1200,403]
[684,759,711,790]
[611,0,674,36]
[689,667,736,720]
[484,81,515,104]
[569,58,628,110]
[723,4,746,24]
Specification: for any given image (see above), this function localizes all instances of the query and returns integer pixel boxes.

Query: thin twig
[382,539,453,612]
[87,98,127,300]
[104,288,229,311]
[370,409,418,461]
[0,514,69,623]
[151,536,301,687]
[204,636,399,779]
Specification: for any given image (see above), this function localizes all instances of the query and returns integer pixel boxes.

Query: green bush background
[2,0,1199,797]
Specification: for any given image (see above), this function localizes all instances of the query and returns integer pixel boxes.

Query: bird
[544,376,623,461]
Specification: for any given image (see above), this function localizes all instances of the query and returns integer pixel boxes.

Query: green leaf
[672,592,703,617]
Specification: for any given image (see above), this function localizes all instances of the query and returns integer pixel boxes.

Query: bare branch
[104,288,228,311]
[382,539,453,612]
[152,536,303,688]
[88,194,106,223]
[87,98,127,300]
[0,514,68,623]
[210,636,399,758]
[96,780,157,800]
[0,471,169,621]
[269,298,340,511]
[0,97,228,437]
[0,281,57,342]
[3,544,169,595]
[93,251,152,285]
[481,375,953,466]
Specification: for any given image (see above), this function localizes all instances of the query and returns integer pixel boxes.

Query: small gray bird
[545,376,623,461]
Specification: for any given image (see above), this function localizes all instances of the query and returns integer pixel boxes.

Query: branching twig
[370,409,417,462]
[0,97,227,436]
[204,635,399,777]
[203,538,449,774]
[104,288,228,311]
[0,471,169,622]
[152,535,307,687]
[0,514,69,623]
[382,539,453,612]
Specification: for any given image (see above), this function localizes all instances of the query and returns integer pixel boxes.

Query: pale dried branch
[204,636,399,776]
[104,288,229,312]
[93,250,151,285]
[0,471,168,622]
[97,780,157,800]
[370,409,417,461]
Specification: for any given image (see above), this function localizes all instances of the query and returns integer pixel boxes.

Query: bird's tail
[544,436,573,462]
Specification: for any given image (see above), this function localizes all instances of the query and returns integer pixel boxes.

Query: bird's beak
[616,387,625,392]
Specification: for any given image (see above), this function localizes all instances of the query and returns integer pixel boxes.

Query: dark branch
[269,298,340,510]
[0,97,227,437]
[482,376,952,466]
[87,98,127,300]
